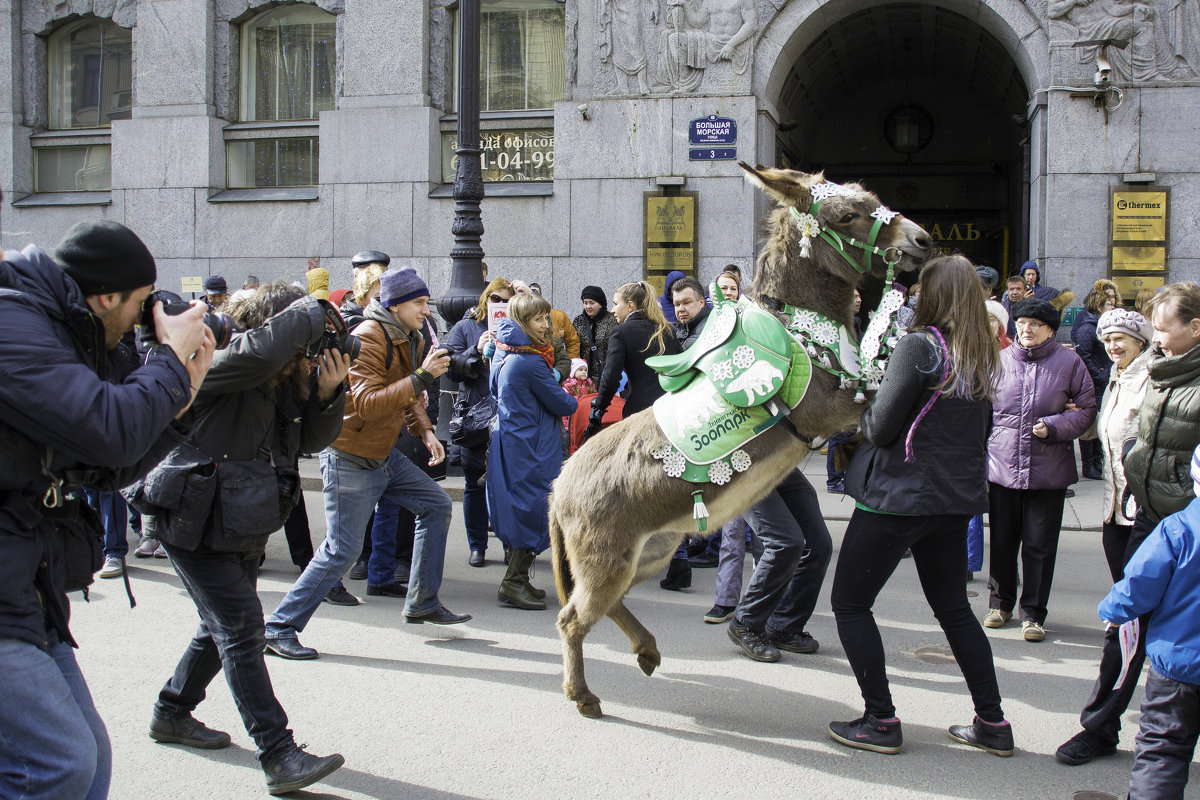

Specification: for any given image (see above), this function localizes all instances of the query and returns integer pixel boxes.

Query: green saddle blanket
[648,301,812,478]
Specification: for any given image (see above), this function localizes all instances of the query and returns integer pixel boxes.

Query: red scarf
[497,340,555,371]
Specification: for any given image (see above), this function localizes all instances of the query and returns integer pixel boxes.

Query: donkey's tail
[549,505,574,605]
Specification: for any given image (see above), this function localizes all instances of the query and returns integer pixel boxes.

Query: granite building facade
[2,0,1198,312]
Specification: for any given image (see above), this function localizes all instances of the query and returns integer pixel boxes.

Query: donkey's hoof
[577,700,604,718]
[637,652,660,676]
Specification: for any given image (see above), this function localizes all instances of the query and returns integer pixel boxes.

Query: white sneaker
[1022,621,1045,642]
[98,556,124,579]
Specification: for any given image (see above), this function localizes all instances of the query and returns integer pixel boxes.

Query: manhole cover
[912,644,957,665]
[1072,792,1118,800]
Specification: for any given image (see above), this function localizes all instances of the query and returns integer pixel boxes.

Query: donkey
[548,164,932,718]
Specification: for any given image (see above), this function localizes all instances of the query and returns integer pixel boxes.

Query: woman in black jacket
[828,255,1013,758]
[1072,286,1115,479]
[585,280,680,436]
[144,283,350,795]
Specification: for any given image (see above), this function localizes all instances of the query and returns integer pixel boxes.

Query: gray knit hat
[379,268,429,307]
[1096,307,1152,344]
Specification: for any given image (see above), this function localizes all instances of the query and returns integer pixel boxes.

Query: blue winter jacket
[1098,496,1200,685]
[485,318,577,552]
[0,245,192,649]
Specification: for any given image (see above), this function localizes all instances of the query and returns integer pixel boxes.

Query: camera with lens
[306,299,361,361]
[140,290,233,349]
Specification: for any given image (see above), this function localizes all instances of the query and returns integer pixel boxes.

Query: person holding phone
[264,268,470,661]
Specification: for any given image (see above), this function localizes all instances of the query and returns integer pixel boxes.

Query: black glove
[583,420,604,442]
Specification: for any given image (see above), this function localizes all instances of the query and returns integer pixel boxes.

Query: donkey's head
[740,163,931,306]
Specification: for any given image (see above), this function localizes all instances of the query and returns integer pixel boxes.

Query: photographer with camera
[264,267,469,661]
[0,219,213,799]
[445,277,513,567]
[136,281,351,796]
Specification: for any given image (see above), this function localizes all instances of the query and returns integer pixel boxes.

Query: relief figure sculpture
[1050,0,1197,79]
[656,0,757,92]
[599,0,659,94]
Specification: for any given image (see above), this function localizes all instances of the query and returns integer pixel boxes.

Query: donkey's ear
[739,162,814,209]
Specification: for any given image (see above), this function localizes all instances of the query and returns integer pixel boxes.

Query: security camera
[1094,67,1112,88]
[577,103,591,121]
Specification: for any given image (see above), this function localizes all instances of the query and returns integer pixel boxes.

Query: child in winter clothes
[562,358,595,397]
[1097,443,1200,800]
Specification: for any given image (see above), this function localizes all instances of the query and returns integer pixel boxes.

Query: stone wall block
[332,181,414,261]
[134,0,211,108]
[195,192,333,259]
[1042,172,1111,260]
[111,116,223,188]
[1044,92,1139,174]
[554,99,672,179]
[568,178,644,257]
[0,196,124,253]
[692,176,755,261]
[153,257,212,298]
[123,187,196,258]
[1139,88,1200,173]
[410,191,457,260]
[340,0,425,101]
[319,107,437,184]
[551,256,644,311]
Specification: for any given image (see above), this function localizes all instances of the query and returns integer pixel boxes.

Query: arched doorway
[756,1,1046,283]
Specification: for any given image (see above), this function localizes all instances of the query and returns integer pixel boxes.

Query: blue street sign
[689,147,737,161]
[689,115,737,146]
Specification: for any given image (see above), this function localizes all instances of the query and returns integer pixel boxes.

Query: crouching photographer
[0,219,213,800]
[130,282,351,796]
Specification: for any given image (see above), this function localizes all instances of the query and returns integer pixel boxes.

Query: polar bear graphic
[675,393,729,437]
[726,361,784,405]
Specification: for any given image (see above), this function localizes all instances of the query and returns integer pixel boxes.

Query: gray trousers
[1129,667,1200,800]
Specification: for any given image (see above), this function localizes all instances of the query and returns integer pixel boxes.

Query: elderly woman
[1093,308,1154,580]
[984,299,1096,642]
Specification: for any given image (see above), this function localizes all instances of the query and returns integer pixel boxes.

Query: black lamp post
[439,0,486,327]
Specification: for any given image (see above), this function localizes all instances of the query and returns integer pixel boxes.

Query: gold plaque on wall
[1112,245,1166,271]
[1112,274,1165,297]
[1112,191,1167,241]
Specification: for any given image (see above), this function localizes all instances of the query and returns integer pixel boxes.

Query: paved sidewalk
[71,448,1181,799]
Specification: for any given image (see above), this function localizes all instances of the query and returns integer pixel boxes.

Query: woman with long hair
[828,255,1014,757]
[585,280,680,436]
[486,292,578,609]
[446,278,513,567]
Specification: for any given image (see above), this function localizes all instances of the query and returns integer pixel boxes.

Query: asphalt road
[70,454,1198,799]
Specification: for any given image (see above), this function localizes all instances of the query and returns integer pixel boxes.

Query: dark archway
[776,3,1030,290]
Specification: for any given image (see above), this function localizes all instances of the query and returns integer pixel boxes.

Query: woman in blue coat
[486,293,579,609]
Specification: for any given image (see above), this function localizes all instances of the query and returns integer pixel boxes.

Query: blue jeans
[714,515,761,607]
[157,542,293,760]
[0,633,111,799]
[460,443,489,552]
[266,447,452,633]
[86,489,129,559]
[367,496,412,586]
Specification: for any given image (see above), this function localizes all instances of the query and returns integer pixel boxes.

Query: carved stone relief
[1049,0,1199,81]
[597,0,758,95]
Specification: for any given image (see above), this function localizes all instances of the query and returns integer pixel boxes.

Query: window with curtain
[228,5,335,188]
[454,0,566,113]
[37,18,131,192]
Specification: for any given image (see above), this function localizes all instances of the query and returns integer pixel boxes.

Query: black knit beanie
[1011,298,1060,331]
[581,285,607,306]
[55,220,156,296]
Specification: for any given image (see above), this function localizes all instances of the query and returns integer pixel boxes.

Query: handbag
[449,394,498,449]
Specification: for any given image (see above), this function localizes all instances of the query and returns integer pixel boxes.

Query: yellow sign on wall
[644,192,698,286]
[1112,191,1167,241]
[1112,245,1166,271]
[181,276,203,294]
[1112,274,1165,298]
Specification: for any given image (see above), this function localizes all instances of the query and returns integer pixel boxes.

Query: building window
[35,18,130,192]
[225,5,335,189]
[454,0,566,113]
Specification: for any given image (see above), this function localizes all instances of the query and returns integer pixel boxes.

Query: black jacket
[144,297,345,553]
[0,245,192,649]
[593,311,681,419]
[846,332,992,516]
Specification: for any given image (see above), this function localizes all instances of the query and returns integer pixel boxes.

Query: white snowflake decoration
[792,212,820,238]
[651,442,673,460]
[860,331,882,362]
[812,319,839,346]
[732,346,756,369]
[710,359,734,382]
[708,460,733,485]
[879,289,905,314]
[663,451,686,478]
[730,450,752,472]
[861,363,885,384]
[809,182,844,202]
[791,309,818,331]
[870,205,899,225]
[699,306,737,348]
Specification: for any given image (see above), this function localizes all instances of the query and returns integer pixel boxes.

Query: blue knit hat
[379,268,429,307]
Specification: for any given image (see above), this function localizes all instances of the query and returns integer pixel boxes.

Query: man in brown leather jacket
[264,269,470,660]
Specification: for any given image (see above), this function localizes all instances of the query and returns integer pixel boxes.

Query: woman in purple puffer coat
[984,298,1096,643]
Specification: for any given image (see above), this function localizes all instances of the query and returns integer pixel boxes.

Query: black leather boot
[659,558,692,591]
[498,549,547,610]
[262,744,345,796]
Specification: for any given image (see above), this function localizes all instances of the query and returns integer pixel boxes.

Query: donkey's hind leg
[557,576,629,718]
[608,601,662,677]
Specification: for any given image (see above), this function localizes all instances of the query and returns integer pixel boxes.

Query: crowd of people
[3,209,1200,800]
